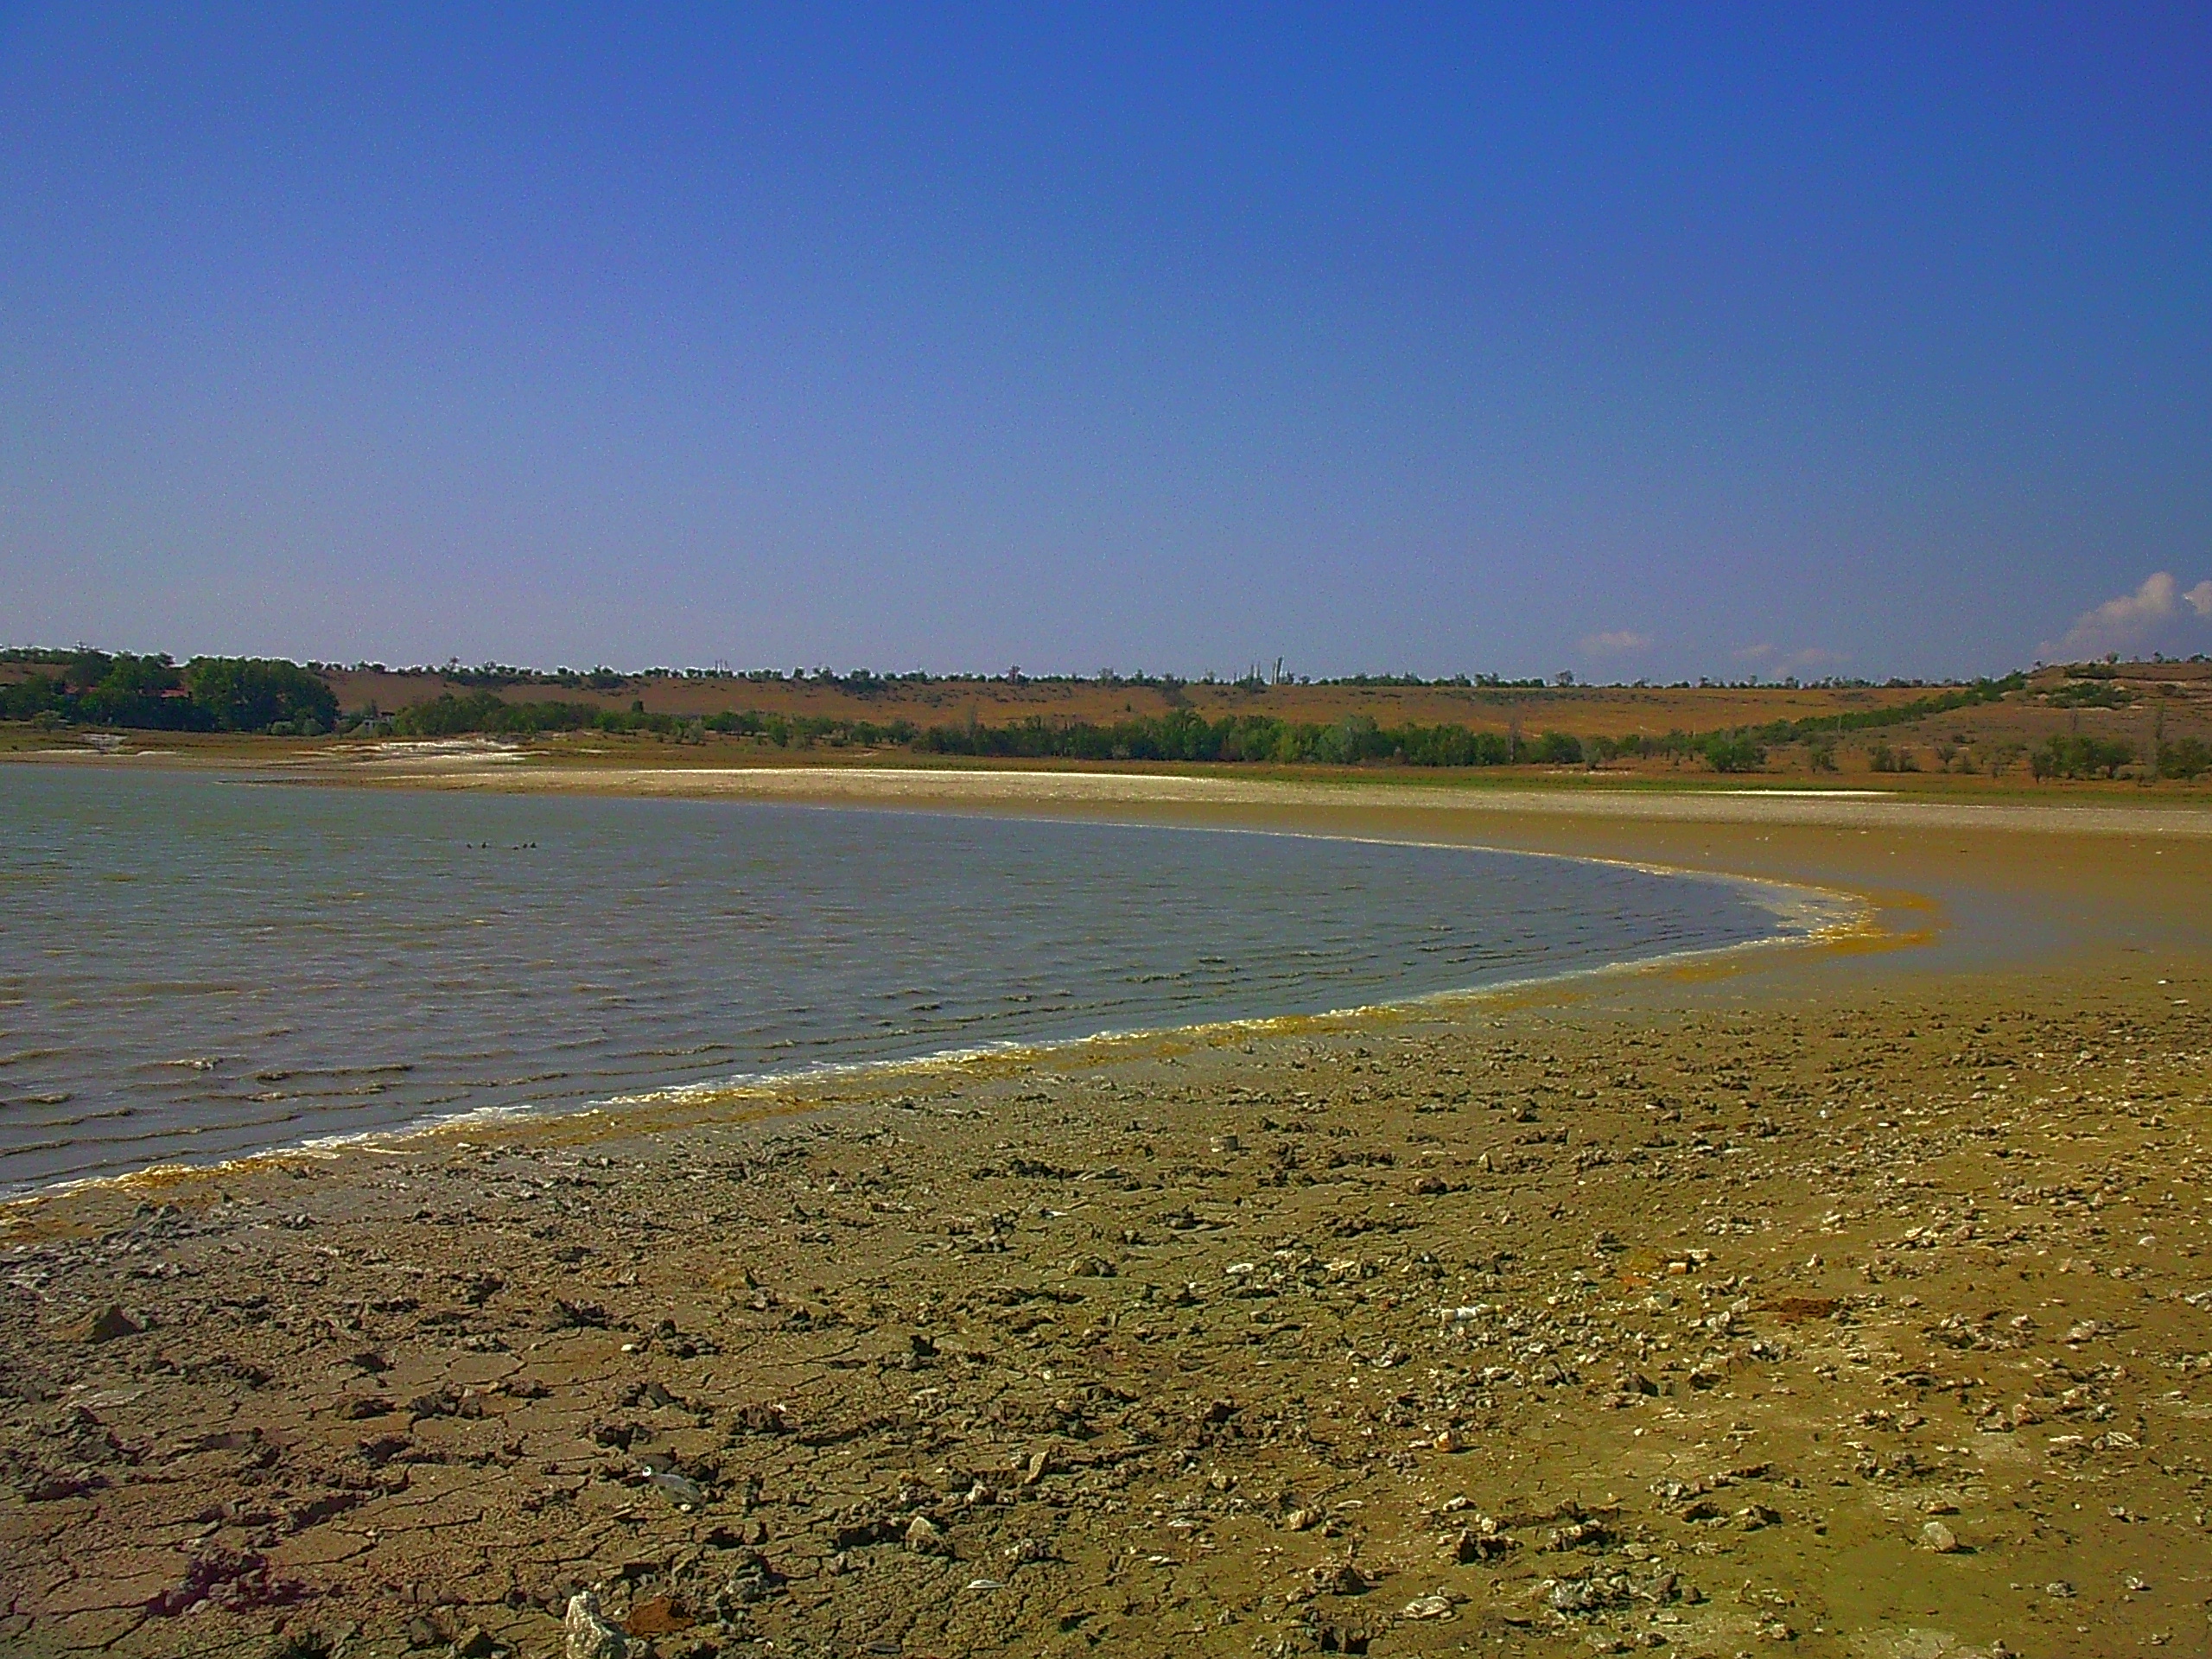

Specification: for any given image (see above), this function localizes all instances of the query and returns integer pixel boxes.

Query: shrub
[2157,737,2211,780]
[1701,734,1765,773]
[2030,734,2133,779]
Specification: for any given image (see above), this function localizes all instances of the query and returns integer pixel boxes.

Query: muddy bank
[4,954,2210,1659]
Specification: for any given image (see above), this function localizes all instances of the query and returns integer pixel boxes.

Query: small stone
[1918,1521,1960,1554]
[1547,1579,1610,1613]
[55,1305,141,1343]
[448,1628,499,1659]
[2045,1580,2076,1599]
[906,1514,949,1555]
[564,1590,627,1659]
[1309,1561,1370,1596]
[1453,1527,1514,1562]
[1402,1593,1454,1619]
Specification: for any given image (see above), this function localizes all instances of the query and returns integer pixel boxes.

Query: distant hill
[5,649,2209,783]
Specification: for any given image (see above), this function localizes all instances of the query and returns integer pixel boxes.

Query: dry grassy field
[10,658,2207,789]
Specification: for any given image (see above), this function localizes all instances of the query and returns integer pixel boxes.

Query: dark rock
[56,1305,142,1343]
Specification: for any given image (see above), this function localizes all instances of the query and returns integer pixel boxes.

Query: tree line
[0,651,337,734]
[1727,675,2027,747]
[10,654,2204,781]
[385,691,925,747]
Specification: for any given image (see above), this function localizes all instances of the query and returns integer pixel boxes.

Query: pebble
[563,1591,627,1659]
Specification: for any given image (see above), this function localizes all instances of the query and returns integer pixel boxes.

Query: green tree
[1701,734,1766,773]
[187,658,339,732]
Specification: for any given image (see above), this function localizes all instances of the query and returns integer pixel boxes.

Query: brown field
[4,668,2212,800]
[8,658,2212,788]
[312,664,2212,765]
[313,668,1950,734]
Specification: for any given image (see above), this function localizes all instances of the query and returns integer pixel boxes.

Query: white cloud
[2051,571,2212,658]
[1580,630,1651,656]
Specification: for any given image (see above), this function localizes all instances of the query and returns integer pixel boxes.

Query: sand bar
[328,755,2212,839]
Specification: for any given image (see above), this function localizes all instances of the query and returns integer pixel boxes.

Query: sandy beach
[4,764,2210,1659]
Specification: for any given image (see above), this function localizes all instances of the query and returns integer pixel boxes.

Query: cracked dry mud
[4,967,2210,1659]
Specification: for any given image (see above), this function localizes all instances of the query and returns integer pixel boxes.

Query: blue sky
[3,5,2208,679]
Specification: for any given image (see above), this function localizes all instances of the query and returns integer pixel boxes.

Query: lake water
[1,766,1817,1191]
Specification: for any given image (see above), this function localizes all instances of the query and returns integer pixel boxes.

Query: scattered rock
[1545,1575,1633,1613]
[713,1550,785,1611]
[54,1304,142,1343]
[563,1590,626,1659]
[1453,1526,1515,1563]
[1919,1521,1961,1554]
[1308,1561,1370,1596]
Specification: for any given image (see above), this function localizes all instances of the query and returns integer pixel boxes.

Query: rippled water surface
[2,766,1803,1188]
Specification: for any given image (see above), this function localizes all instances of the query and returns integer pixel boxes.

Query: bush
[1701,734,1765,773]
[1868,743,1921,772]
[2156,737,2211,780]
[2030,734,2133,779]
[1533,731,1585,766]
